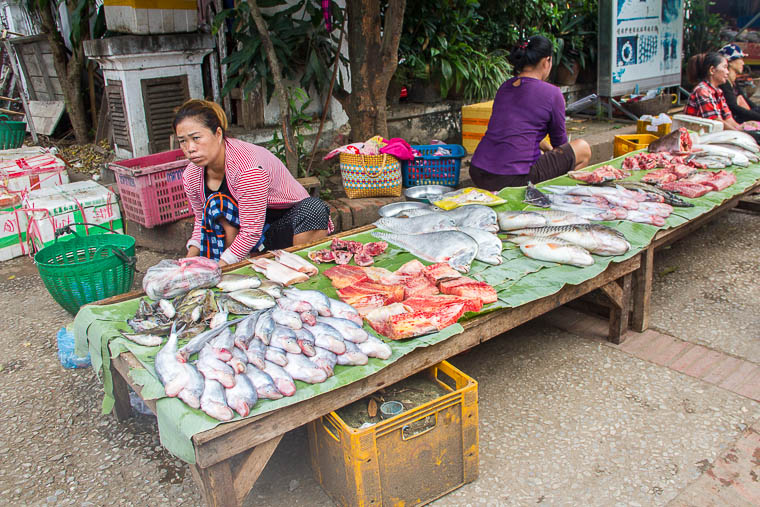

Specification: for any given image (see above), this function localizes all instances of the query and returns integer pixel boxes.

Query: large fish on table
[373,213,456,234]
[455,226,503,265]
[507,224,631,256]
[694,130,759,153]
[200,379,234,421]
[507,236,594,267]
[154,324,205,409]
[372,230,478,273]
[443,205,498,232]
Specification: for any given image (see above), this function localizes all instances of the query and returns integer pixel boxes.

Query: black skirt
[263,197,331,250]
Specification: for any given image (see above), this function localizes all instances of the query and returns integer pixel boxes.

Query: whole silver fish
[316,316,368,343]
[327,299,362,326]
[284,353,328,384]
[271,307,303,330]
[120,332,164,347]
[216,273,262,292]
[507,224,630,256]
[258,280,285,299]
[229,347,249,373]
[692,144,749,166]
[265,346,288,366]
[277,296,313,313]
[176,317,243,362]
[357,335,393,360]
[233,311,262,349]
[216,294,258,315]
[444,204,498,232]
[312,347,338,376]
[336,341,369,366]
[155,324,195,398]
[263,360,296,396]
[455,226,503,265]
[197,345,236,388]
[229,289,276,310]
[225,372,258,417]
[200,379,234,421]
[177,362,204,409]
[293,327,317,357]
[283,288,332,316]
[300,309,318,326]
[254,309,276,345]
[711,143,760,162]
[532,209,592,226]
[497,210,547,231]
[304,323,346,354]
[270,326,301,354]
[243,338,267,369]
[508,236,594,267]
[401,207,438,218]
[696,130,759,153]
[243,364,282,399]
[206,328,234,361]
[372,230,478,273]
[374,213,456,234]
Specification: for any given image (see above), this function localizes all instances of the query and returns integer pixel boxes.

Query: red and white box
[0,147,69,193]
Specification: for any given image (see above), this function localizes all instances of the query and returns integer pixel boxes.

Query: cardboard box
[461,100,493,154]
[24,180,123,251]
[0,204,29,261]
[0,149,69,193]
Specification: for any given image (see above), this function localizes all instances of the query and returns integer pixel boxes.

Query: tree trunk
[38,1,89,144]
[342,0,406,142]
[249,1,299,177]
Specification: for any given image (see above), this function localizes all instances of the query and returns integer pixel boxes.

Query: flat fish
[373,214,456,234]
[372,230,478,273]
[336,341,369,366]
[356,335,393,360]
[497,211,547,231]
[455,226,503,265]
[524,182,552,207]
[443,205,498,232]
[508,236,594,267]
[284,353,328,384]
[243,364,282,399]
[263,361,297,397]
[316,316,369,343]
[508,224,630,256]
[216,273,262,292]
[200,379,234,421]
[225,372,258,417]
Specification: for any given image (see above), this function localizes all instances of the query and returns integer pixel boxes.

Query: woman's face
[175,117,223,167]
[710,58,729,85]
[728,57,744,75]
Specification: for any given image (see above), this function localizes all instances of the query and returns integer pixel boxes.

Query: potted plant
[552,9,596,86]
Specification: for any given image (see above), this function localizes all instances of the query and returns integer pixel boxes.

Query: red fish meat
[403,294,483,314]
[402,274,440,299]
[438,277,498,304]
[568,165,630,184]
[423,262,462,283]
[323,265,368,289]
[308,249,336,263]
[659,181,712,198]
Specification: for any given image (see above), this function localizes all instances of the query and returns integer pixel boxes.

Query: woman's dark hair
[686,52,726,85]
[172,99,228,136]
[508,35,553,73]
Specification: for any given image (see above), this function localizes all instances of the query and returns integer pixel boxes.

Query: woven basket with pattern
[339,152,402,198]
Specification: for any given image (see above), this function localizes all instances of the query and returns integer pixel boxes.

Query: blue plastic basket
[401,144,466,187]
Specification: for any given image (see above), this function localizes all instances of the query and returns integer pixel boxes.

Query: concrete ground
[0,199,757,505]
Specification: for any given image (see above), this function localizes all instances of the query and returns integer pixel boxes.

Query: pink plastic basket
[110,150,191,228]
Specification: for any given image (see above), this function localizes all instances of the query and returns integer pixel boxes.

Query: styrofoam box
[0,205,29,261]
[0,149,69,192]
[672,114,724,136]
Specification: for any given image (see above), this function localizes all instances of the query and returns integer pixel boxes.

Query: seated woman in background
[684,52,745,132]
[716,44,760,124]
[469,35,591,192]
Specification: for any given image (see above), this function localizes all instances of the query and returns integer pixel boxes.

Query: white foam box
[23,180,123,251]
[0,148,69,192]
[672,114,724,136]
[0,204,29,261]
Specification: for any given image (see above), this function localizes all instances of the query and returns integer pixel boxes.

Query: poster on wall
[598,0,684,97]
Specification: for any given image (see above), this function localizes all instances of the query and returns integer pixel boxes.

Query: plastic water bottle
[56,327,91,369]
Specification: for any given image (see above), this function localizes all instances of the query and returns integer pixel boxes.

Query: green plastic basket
[0,114,26,149]
[35,224,137,315]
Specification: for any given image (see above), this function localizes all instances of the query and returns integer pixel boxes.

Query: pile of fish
[370,204,503,272]
[248,250,319,286]
[323,259,497,339]
[503,224,631,267]
[141,276,392,421]
[690,130,759,168]
[308,238,388,266]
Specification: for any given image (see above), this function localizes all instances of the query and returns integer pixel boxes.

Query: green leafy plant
[266,87,314,176]
[683,0,724,59]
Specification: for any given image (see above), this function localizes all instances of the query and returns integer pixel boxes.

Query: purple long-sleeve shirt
[471,77,568,175]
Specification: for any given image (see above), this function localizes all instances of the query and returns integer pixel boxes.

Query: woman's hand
[186,246,200,258]
[218,259,228,268]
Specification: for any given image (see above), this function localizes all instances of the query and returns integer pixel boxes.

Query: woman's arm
[182,167,204,256]
[219,166,270,265]
[547,90,568,148]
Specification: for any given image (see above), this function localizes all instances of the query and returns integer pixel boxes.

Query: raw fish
[284,353,328,384]
[271,307,303,330]
[249,257,309,286]
[508,236,594,267]
[444,204,499,232]
[233,311,262,350]
[243,364,283,399]
[497,211,546,231]
[263,361,296,396]
[176,318,243,362]
[374,214,456,234]
[265,346,288,366]
[228,289,276,310]
[225,372,258,417]
[304,322,346,354]
[316,316,369,343]
[357,335,393,360]
[200,379,234,421]
[155,324,201,402]
[507,224,631,256]
[258,280,285,298]
[293,327,317,356]
[372,230,478,273]
[243,338,267,369]
[336,341,369,366]
[455,226,503,265]
[270,326,301,353]
[216,274,262,292]
[283,288,332,316]
[524,182,552,207]
[197,345,236,387]
[311,347,338,376]
[120,332,163,347]
[695,130,759,153]
[254,309,275,345]
[271,249,319,276]
[227,347,247,373]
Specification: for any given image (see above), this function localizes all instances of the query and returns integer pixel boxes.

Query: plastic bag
[432,187,507,210]
[57,327,91,369]
[640,113,672,132]
[142,256,222,300]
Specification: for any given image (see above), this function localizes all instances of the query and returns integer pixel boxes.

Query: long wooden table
[102,232,641,506]
[630,182,760,332]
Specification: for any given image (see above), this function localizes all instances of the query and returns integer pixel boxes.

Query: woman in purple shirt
[470,35,591,191]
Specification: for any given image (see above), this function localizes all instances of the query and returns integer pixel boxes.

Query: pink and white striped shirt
[183,137,310,264]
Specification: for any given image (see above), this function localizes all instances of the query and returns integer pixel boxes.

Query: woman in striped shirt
[173,100,333,266]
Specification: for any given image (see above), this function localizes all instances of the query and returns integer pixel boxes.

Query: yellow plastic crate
[461,100,493,154]
[613,134,659,158]
[636,119,672,138]
[307,361,479,506]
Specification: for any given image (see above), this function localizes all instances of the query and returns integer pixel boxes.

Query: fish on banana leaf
[507,224,630,256]
[372,230,478,273]
[506,236,594,267]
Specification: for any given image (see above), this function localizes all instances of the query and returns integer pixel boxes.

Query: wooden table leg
[631,245,654,333]
[110,363,132,421]
[604,273,632,345]
[190,435,283,507]
[736,199,760,213]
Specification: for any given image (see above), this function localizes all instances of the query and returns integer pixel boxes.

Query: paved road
[0,207,757,505]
